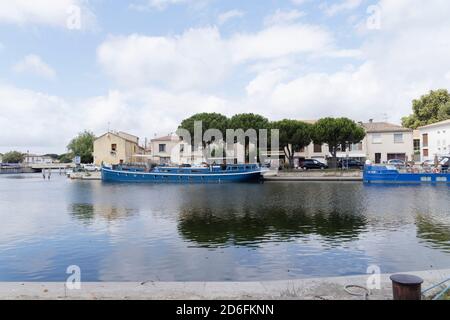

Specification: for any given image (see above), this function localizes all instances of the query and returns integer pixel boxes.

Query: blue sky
[1,0,450,153]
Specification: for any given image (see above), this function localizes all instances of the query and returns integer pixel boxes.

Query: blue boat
[101,164,264,183]
[364,165,450,184]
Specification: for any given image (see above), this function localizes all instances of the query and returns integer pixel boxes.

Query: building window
[422,134,428,147]
[159,144,166,152]
[111,144,117,152]
[394,133,404,143]
[414,139,420,152]
[313,144,322,153]
[351,143,363,151]
[423,149,429,157]
[372,133,382,144]
[180,144,185,153]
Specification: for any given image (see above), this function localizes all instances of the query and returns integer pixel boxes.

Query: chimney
[369,119,373,123]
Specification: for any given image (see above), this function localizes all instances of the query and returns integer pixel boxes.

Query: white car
[421,159,435,167]
[82,164,99,172]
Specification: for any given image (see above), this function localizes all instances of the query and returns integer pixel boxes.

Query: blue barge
[364,165,450,184]
[102,164,264,183]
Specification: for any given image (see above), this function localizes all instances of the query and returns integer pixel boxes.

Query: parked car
[301,159,328,170]
[338,159,364,169]
[387,159,406,167]
[82,164,99,172]
[421,159,435,167]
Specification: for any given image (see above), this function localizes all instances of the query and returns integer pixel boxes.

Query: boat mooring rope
[421,278,450,300]
[344,285,370,300]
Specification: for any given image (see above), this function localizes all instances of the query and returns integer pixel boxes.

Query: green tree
[402,89,450,129]
[67,131,95,164]
[271,120,312,168]
[229,113,270,162]
[229,113,270,132]
[58,153,74,164]
[2,151,24,163]
[312,118,366,168]
[178,113,229,147]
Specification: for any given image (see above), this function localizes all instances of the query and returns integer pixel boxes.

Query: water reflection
[69,203,137,223]
[416,214,450,253]
[1,174,450,281]
[178,206,367,247]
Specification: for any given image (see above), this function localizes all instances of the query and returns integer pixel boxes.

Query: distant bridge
[29,163,76,170]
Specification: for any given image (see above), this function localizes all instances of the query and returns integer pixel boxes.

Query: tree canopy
[312,118,366,166]
[271,120,312,167]
[67,130,95,164]
[178,112,229,146]
[58,153,74,164]
[229,113,270,132]
[2,151,24,163]
[402,89,450,129]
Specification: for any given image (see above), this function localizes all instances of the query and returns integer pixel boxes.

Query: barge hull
[101,168,262,183]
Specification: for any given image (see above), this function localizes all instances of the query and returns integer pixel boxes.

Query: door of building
[375,153,381,164]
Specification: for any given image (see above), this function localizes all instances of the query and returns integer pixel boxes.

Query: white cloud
[0,85,77,152]
[217,9,245,25]
[129,0,210,11]
[4,0,450,154]
[230,24,332,63]
[0,83,230,153]
[13,54,56,79]
[322,0,363,17]
[97,28,230,91]
[0,0,95,29]
[130,0,186,11]
[97,24,333,90]
[243,0,450,123]
[81,88,227,139]
[264,9,305,26]
[246,69,288,97]
[291,0,309,6]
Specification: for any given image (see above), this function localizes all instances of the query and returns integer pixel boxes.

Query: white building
[418,119,450,161]
[150,134,251,165]
[293,120,414,165]
[23,154,54,164]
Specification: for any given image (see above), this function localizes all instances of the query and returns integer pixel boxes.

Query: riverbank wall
[1,269,448,300]
[264,170,363,182]
[0,166,35,174]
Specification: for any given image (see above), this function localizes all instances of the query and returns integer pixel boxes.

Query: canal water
[0,173,449,281]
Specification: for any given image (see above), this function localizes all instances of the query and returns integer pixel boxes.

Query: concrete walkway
[1,269,448,300]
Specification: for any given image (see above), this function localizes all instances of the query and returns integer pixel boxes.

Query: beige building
[293,120,414,165]
[150,135,182,165]
[93,131,145,166]
[150,134,206,165]
[362,121,414,163]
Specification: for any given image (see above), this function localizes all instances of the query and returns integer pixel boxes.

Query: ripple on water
[0,175,449,281]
